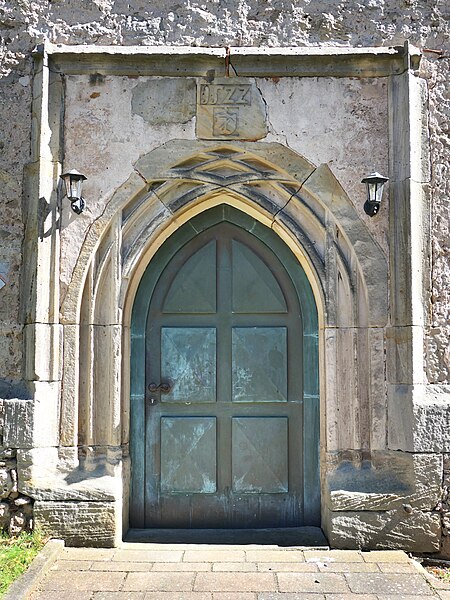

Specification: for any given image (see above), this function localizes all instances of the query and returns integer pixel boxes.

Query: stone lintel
[41,42,409,79]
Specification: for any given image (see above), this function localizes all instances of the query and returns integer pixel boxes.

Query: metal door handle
[148,382,172,394]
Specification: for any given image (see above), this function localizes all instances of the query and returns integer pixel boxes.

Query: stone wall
[0,401,33,534]
[0,1,449,551]
[0,0,449,389]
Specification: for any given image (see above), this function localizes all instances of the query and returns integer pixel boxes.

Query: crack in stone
[270,166,318,230]
[254,79,291,148]
[133,167,147,183]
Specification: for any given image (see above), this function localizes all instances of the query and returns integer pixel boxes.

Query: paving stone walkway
[30,545,449,600]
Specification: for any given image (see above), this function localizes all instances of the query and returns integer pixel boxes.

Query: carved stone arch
[57,140,388,537]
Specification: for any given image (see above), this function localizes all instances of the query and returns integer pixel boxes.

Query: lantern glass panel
[367,181,382,204]
[69,176,83,200]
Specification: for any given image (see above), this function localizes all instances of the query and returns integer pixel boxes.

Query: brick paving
[30,545,448,599]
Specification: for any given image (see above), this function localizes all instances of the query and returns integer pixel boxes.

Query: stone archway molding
[26,140,390,546]
[61,140,387,328]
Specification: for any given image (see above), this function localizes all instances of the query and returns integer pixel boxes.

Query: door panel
[163,240,217,313]
[160,327,216,403]
[134,215,318,529]
[232,240,287,313]
[232,327,287,403]
[232,417,288,493]
[161,417,217,493]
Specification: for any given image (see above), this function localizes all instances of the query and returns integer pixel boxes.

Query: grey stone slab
[52,559,93,570]
[345,572,433,595]
[132,78,196,125]
[214,594,256,600]
[258,595,325,600]
[257,563,319,573]
[304,550,363,563]
[194,573,276,592]
[31,593,92,600]
[152,563,210,572]
[93,594,145,600]
[318,562,378,573]
[324,596,377,600]
[113,550,183,563]
[144,595,212,600]
[361,551,410,563]
[246,550,305,563]
[62,548,115,560]
[213,562,257,571]
[124,572,195,592]
[277,573,350,593]
[91,561,152,572]
[34,501,118,547]
[40,570,126,591]
[328,509,441,552]
[184,550,245,562]
[376,597,438,600]
[377,562,418,573]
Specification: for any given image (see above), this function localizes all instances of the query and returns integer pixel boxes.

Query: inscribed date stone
[196,77,268,141]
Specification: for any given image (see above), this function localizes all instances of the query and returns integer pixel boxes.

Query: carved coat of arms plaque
[196,77,268,141]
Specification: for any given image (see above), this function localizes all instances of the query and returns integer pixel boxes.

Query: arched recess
[130,205,320,528]
[58,141,388,531]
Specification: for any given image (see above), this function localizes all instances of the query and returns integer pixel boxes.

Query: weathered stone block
[388,384,450,452]
[385,326,425,385]
[327,509,441,552]
[326,451,442,512]
[24,323,63,382]
[34,501,118,547]
[3,382,59,448]
[2,400,33,448]
[17,446,121,502]
[132,77,196,125]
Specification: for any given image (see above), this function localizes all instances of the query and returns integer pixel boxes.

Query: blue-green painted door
[130,206,320,528]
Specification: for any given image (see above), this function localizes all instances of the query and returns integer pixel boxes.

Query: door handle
[148,382,172,394]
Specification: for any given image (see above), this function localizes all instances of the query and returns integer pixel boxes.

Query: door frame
[130,204,320,528]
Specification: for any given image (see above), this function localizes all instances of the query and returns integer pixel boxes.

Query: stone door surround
[8,42,437,548]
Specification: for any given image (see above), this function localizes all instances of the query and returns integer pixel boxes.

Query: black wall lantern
[361,172,389,217]
[60,169,87,215]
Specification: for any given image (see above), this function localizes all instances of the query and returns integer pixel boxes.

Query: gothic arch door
[130,206,320,528]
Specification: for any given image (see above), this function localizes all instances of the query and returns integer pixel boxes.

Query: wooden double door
[130,208,320,529]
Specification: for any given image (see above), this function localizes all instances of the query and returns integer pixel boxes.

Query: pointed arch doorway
[130,205,320,529]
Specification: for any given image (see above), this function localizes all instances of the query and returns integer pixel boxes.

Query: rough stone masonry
[0,0,449,552]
